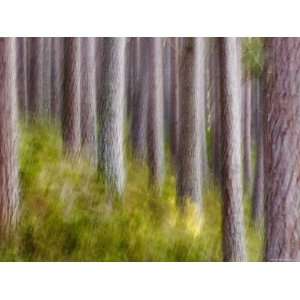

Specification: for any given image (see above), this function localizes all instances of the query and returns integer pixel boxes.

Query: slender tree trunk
[252,76,264,225]
[98,38,126,195]
[95,38,103,119]
[51,37,64,123]
[264,38,300,261]
[219,37,247,261]
[131,37,148,161]
[80,37,97,165]
[211,38,222,182]
[28,37,44,118]
[243,70,253,191]
[43,37,52,118]
[200,38,209,184]
[177,38,203,208]
[16,37,28,121]
[170,37,180,168]
[147,38,165,190]
[62,38,81,155]
[0,38,19,234]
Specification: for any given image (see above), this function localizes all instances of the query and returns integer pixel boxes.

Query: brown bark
[264,38,300,261]
[219,37,247,261]
[147,38,165,190]
[28,37,44,118]
[177,38,203,208]
[0,38,19,234]
[62,38,81,155]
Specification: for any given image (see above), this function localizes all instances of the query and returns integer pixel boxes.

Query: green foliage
[243,38,264,78]
[0,122,263,261]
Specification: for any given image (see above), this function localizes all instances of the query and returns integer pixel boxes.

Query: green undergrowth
[0,121,263,261]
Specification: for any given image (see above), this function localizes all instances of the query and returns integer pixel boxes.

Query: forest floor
[0,122,264,261]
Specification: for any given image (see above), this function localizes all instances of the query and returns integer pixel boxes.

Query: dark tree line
[0,37,300,261]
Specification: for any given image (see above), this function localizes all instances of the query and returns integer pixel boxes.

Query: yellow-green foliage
[0,122,263,261]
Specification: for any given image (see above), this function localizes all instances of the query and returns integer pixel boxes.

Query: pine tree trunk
[264,38,300,261]
[211,38,222,182]
[98,38,126,195]
[0,38,19,234]
[80,37,97,165]
[43,37,52,118]
[131,37,148,161]
[177,38,203,208]
[62,37,81,155]
[147,38,165,190]
[170,37,180,168]
[252,77,264,225]
[16,37,28,121]
[219,37,247,261]
[243,71,253,191]
[28,37,44,118]
[51,37,64,123]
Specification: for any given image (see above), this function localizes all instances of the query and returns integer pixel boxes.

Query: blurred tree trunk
[95,38,103,119]
[131,37,148,161]
[51,37,64,123]
[243,69,253,191]
[80,37,97,165]
[62,37,81,155]
[252,76,264,225]
[219,37,247,261]
[16,37,28,121]
[28,37,44,118]
[147,38,165,190]
[0,38,19,234]
[98,38,126,195]
[177,38,203,208]
[43,37,52,118]
[211,38,222,182]
[264,38,300,261]
[170,37,180,168]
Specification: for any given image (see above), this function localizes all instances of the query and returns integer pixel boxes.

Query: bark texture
[28,37,44,118]
[51,37,64,122]
[43,37,52,117]
[98,38,126,195]
[177,38,203,208]
[264,38,300,261]
[131,37,148,160]
[219,37,247,261]
[0,38,19,233]
[252,77,264,224]
[147,38,165,189]
[170,38,180,167]
[16,38,28,120]
[80,37,97,165]
[62,38,81,155]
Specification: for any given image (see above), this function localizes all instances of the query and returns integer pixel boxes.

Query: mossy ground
[0,121,263,261]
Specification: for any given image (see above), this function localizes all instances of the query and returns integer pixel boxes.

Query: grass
[0,121,263,261]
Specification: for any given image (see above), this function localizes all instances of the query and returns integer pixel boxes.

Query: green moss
[0,121,263,261]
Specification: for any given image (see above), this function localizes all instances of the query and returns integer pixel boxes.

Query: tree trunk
[98,38,126,195]
[131,37,148,161]
[16,37,28,121]
[243,71,253,191]
[43,37,52,118]
[147,38,165,190]
[211,38,222,182]
[80,37,97,165]
[264,38,300,261]
[62,37,81,155]
[28,37,44,118]
[177,38,203,208]
[170,37,180,168]
[0,38,19,234]
[252,77,264,225]
[51,37,64,123]
[219,37,247,261]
